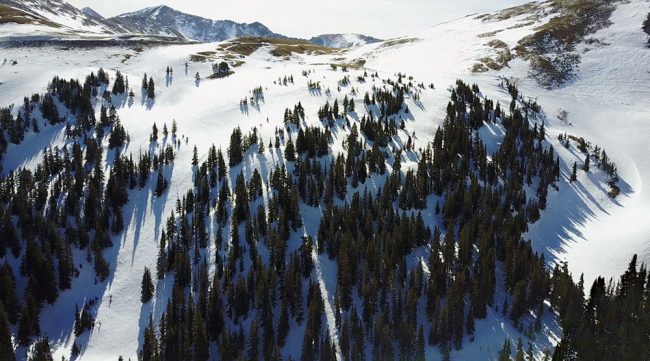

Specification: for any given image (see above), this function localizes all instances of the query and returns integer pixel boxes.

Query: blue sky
[67,0,531,38]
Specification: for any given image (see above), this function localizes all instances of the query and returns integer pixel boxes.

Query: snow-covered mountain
[309,33,382,48]
[1,0,383,47]
[0,0,122,38]
[108,5,283,42]
[0,0,649,360]
[0,0,284,42]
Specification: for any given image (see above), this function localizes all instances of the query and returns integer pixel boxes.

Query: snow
[345,0,650,286]
[3,0,116,35]
[0,0,648,359]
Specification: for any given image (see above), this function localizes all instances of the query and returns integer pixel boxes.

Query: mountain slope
[344,0,650,284]
[0,1,648,360]
[1,0,120,34]
[109,5,283,42]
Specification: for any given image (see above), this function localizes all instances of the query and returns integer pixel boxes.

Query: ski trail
[310,246,342,361]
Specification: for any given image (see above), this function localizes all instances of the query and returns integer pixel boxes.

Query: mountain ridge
[0,0,383,47]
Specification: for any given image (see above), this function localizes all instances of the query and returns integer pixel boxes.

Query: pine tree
[228,127,244,166]
[416,325,426,361]
[285,137,296,162]
[155,171,167,197]
[0,304,15,361]
[498,339,511,361]
[247,319,259,361]
[71,341,80,357]
[516,338,525,361]
[29,337,54,361]
[17,295,39,346]
[583,154,590,172]
[150,123,158,142]
[171,119,177,137]
[570,162,577,182]
[193,309,209,361]
[141,267,155,303]
[192,146,199,166]
[147,78,155,99]
[140,315,160,361]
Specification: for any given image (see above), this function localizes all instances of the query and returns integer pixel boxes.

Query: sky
[66,0,532,39]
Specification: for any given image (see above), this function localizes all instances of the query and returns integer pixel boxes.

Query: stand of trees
[0,69,177,357]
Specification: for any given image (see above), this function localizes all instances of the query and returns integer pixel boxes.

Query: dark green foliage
[0,303,15,361]
[147,78,155,99]
[552,255,650,361]
[155,171,168,197]
[228,127,244,166]
[571,162,577,182]
[108,121,128,149]
[28,337,53,361]
[141,267,155,303]
[74,304,95,336]
[140,315,160,361]
[112,70,127,95]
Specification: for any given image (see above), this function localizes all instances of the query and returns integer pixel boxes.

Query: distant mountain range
[0,0,382,47]
[310,33,381,48]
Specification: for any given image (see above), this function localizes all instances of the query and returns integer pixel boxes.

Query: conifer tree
[155,171,167,197]
[28,337,54,361]
[141,267,154,303]
[140,315,160,361]
[147,78,155,99]
[0,304,15,361]
[498,339,511,361]
[570,162,577,182]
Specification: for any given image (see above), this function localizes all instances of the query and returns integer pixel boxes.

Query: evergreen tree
[192,146,199,166]
[140,315,160,361]
[570,162,577,182]
[155,171,168,197]
[147,78,155,99]
[498,339,511,361]
[141,267,155,303]
[29,337,54,361]
[0,304,15,361]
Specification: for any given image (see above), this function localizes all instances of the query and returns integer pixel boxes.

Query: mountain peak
[110,4,283,42]
[81,6,105,20]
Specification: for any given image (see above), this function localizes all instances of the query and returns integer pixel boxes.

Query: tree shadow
[525,151,633,267]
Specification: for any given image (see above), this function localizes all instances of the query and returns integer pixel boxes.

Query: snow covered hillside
[0,1,648,361]
[343,0,650,285]
[0,0,121,38]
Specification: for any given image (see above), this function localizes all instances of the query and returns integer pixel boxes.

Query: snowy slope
[0,0,121,35]
[343,0,650,286]
[0,0,648,360]
[0,41,561,361]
